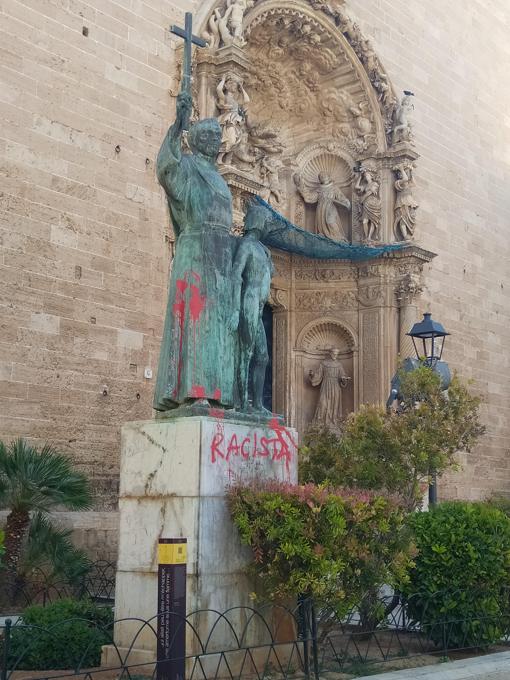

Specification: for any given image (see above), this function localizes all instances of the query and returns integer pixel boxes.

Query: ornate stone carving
[308,348,351,427]
[298,319,356,352]
[393,161,418,241]
[269,287,290,310]
[295,290,358,311]
[294,266,358,281]
[203,0,255,49]
[358,285,384,306]
[293,146,352,241]
[390,91,415,146]
[395,273,423,305]
[354,163,381,242]
[216,72,250,166]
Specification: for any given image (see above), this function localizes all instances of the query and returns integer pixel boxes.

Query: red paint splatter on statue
[189,283,206,322]
[172,278,188,394]
[191,385,206,398]
[213,388,221,401]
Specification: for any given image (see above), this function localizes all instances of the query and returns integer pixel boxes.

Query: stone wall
[0,0,509,543]
[0,0,200,514]
[347,0,510,500]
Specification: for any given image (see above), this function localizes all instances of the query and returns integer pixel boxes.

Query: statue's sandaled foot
[250,404,273,417]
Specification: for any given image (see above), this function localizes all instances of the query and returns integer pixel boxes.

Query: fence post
[297,595,310,679]
[310,601,320,680]
[1,619,12,680]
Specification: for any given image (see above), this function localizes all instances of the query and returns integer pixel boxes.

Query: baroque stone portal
[160,1,435,428]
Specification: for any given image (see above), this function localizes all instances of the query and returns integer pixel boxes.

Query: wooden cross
[170,12,207,96]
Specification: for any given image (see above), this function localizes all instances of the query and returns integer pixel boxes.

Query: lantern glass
[407,313,449,366]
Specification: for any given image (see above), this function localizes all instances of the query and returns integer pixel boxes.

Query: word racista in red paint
[210,419,297,473]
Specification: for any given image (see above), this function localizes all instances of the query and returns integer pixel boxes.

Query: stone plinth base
[103,415,298,665]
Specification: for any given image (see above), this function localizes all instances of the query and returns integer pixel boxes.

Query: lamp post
[407,312,449,368]
[407,312,450,506]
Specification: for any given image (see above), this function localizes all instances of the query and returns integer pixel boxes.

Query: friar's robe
[153,123,236,411]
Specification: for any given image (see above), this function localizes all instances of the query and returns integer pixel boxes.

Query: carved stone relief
[295,290,358,312]
[192,0,432,429]
[354,162,381,242]
[393,160,418,241]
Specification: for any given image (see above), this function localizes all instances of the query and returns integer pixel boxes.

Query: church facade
[0,0,509,557]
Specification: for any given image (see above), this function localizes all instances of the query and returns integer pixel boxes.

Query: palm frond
[0,439,93,513]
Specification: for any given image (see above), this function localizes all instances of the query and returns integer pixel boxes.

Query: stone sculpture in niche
[393,161,418,241]
[294,172,351,242]
[260,155,284,206]
[230,202,274,414]
[216,73,250,166]
[355,165,381,242]
[309,348,351,428]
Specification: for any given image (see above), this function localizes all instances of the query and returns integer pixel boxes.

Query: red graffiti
[213,388,221,401]
[210,426,296,473]
[189,283,206,322]
[172,279,188,394]
[172,272,207,395]
[191,385,206,398]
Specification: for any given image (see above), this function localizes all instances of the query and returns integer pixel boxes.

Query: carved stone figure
[216,73,250,166]
[391,91,414,145]
[393,162,418,241]
[154,91,236,411]
[355,166,381,242]
[260,155,284,206]
[230,202,274,414]
[294,172,351,241]
[309,348,351,427]
[228,0,255,44]
[202,0,254,49]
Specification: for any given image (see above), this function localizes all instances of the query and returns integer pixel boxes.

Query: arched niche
[295,317,358,432]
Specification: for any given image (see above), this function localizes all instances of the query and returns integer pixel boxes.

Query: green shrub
[300,370,484,510]
[402,502,510,648]
[228,480,412,616]
[5,599,113,670]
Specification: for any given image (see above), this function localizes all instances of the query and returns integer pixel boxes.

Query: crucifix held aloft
[170,12,207,130]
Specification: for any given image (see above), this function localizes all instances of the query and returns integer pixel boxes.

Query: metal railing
[1,590,510,679]
[0,560,116,612]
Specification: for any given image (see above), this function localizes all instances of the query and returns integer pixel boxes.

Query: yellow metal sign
[158,542,187,565]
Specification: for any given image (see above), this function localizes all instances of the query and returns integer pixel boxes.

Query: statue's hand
[176,91,192,122]
[228,311,240,333]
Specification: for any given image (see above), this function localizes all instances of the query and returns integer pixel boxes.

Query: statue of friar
[153,91,237,411]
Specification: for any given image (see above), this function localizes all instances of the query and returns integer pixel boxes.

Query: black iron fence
[1,591,510,679]
[0,560,116,612]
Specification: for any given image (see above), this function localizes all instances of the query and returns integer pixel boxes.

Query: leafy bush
[300,369,484,510]
[402,502,510,648]
[228,480,412,616]
[5,599,113,670]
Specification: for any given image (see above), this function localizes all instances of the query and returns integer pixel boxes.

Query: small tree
[0,439,92,578]
[300,368,485,510]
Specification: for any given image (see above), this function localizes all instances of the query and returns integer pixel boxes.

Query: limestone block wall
[0,0,200,510]
[347,0,510,500]
[0,0,509,529]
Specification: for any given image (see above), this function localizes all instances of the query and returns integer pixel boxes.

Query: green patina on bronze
[154,93,236,411]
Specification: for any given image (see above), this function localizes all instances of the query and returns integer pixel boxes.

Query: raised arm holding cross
[170,12,207,130]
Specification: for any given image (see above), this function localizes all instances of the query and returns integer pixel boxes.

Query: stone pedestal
[103,415,298,666]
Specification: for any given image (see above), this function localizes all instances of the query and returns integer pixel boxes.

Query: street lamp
[407,312,450,367]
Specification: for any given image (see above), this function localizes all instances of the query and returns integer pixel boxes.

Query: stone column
[396,274,423,358]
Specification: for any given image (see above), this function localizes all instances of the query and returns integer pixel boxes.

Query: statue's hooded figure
[154,116,236,410]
